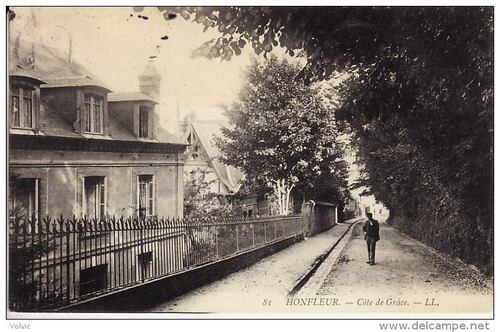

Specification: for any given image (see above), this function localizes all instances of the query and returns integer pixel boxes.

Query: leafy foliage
[183,167,236,218]
[138,6,493,273]
[9,175,54,311]
[215,56,350,214]
[333,8,493,274]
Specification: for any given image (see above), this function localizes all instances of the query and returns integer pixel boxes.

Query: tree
[215,56,349,215]
[135,7,493,273]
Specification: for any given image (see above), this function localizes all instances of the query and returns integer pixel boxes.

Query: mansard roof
[108,92,158,104]
[9,37,110,91]
[9,37,185,146]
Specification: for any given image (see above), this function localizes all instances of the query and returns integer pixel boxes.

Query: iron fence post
[140,220,145,282]
[274,220,277,240]
[12,217,19,310]
[235,224,239,253]
[252,223,255,248]
[9,213,308,311]
[264,221,267,243]
[215,224,219,260]
[66,224,70,304]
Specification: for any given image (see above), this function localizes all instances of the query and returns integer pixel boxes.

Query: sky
[8,6,383,211]
[9,7,257,131]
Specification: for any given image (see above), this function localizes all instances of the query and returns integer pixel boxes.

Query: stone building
[183,121,243,197]
[181,118,275,218]
[8,38,186,221]
[8,36,188,307]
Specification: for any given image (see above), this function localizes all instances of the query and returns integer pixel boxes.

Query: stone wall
[303,201,338,236]
[9,148,184,218]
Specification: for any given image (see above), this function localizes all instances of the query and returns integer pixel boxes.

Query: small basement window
[137,251,153,280]
[79,264,107,296]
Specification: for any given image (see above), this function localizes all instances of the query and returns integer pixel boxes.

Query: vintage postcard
[6,5,493,322]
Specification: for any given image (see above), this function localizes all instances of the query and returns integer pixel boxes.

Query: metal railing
[8,214,306,311]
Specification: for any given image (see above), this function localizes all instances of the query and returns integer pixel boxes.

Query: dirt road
[308,222,493,315]
[147,221,492,316]
[149,222,354,313]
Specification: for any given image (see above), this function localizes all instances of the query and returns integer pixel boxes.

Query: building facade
[181,119,283,218]
[183,121,243,197]
[8,38,186,221]
[8,36,190,309]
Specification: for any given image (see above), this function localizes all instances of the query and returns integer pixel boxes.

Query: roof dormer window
[139,106,149,138]
[10,86,34,129]
[84,94,103,134]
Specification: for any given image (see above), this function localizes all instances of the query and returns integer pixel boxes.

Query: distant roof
[9,37,184,146]
[34,96,186,145]
[108,92,157,103]
[189,121,245,194]
[42,76,111,92]
[153,113,187,145]
[315,201,337,207]
[191,122,224,159]
[10,66,46,84]
[9,37,110,91]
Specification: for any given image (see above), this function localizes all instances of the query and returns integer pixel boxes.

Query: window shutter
[99,178,106,220]
[136,175,140,217]
[150,176,155,216]
[34,178,39,221]
[81,177,86,218]
[104,176,108,219]
[34,86,40,131]
[148,108,153,139]
[99,98,104,133]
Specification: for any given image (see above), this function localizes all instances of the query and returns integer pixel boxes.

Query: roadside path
[308,222,493,315]
[148,219,357,313]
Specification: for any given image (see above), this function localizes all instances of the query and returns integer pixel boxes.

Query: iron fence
[8,214,306,311]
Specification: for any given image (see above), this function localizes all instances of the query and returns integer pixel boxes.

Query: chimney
[69,32,73,63]
[138,55,162,103]
[29,43,35,70]
[13,35,20,61]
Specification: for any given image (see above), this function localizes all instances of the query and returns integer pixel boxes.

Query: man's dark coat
[362,218,380,242]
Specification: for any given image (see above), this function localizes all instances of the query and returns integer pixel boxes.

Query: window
[10,178,39,220]
[83,95,103,134]
[137,251,153,280]
[10,86,34,129]
[137,175,154,218]
[79,264,107,296]
[242,206,253,218]
[138,107,149,138]
[83,176,106,220]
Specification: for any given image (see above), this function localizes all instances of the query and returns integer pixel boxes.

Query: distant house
[344,197,362,219]
[182,119,277,218]
[182,121,243,203]
[8,37,186,221]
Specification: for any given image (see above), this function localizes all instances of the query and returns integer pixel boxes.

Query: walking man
[362,212,380,265]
